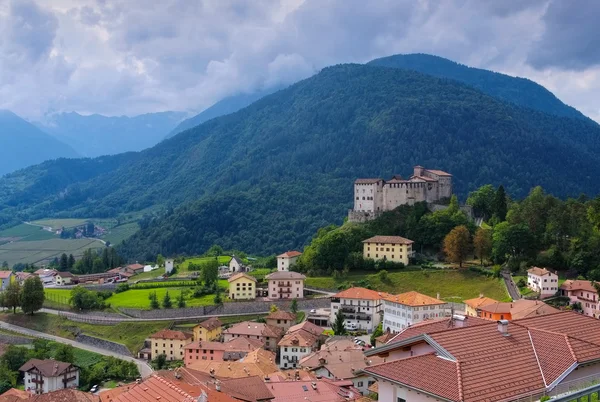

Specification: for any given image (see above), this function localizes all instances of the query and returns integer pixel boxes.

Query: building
[0,271,12,290]
[560,279,600,317]
[266,377,361,402]
[265,310,297,331]
[382,291,447,332]
[299,337,383,395]
[0,388,30,399]
[76,271,122,284]
[527,267,559,298]
[192,317,223,342]
[149,329,193,361]
[187,348,279,379]
[165,259,174,274]
[125,263,144,275]
[229,255,244,273]
[330,287,392,333]
[184,337,263,365]
[277,321,323,369]
[13,389,99,401]
[227,273,257,300]
[362,236,414,266]
[20,359,79,395]
[222,321,283,352]
[14,271,32,285]
[463,295,499,317]
[365,311,600,402]
[265,271,306,300]
[276,251,302,272]
[54,272,75,286]
[477,299,558,321]
[349,166,452,222]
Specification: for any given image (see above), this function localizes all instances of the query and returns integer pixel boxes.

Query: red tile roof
[463,296,499,310]
[387,316,489,344]
[333,287,392,300]
[196,317,223,331]
[560,279,598,293]
[383,291,445,306]
[31,389,99,402]
[287,321,323,337]
[149,329,193,341]
[0,388,28,399]
[19,359,75,377]
[222,321,283,339]
[362,235,414,245]
[227,273,257,283]
[527,267,555,276]
[277,251,302,258]
[265,311,297,321]
[0,271,12,279]
[184,337,263,352]
[267,378,361,402]
[101,375,199,402]
[278,329,319,347]
[478,299,559,319]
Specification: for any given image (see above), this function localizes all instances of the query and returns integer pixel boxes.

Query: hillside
[368,54,587,120]
[0,110,79,177]
[37,111,186,157]
[3,63,600,258]
[166,88,279,139]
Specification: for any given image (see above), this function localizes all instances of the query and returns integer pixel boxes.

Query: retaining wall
[0,333,34,345]
[75,334,132,356]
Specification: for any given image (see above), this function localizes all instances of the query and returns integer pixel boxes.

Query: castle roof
[424,169,452,176]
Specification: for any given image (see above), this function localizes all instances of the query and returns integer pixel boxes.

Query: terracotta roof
[223,321,283,339]
[411,175,438,182]
[0,388,28,399]
[19,359,75,377]
[333,287,392,300]
[149,329,193,341]
[362,235,414,245]
[31,389,99,402]
[220,376,274,401]
[184,337,263,352]
[368,382,379,393]
[34,269,56,276]
[126,263,144,270]
[266,311,297,321]
[227,273,257,283]
[287,321,323,337]
[277,251,302,258]
[196,317,223,331]
[527,267,555,276]
[383,291,445,306]
[355,178,383,184]
[0,271,12,279]
[278,329,319,347]
[14,272,32,281]
[560,279,598,293]
[478,299,559,319]
[267,378,361,402]
[424,169,452,177]
[375,332,395,344]
[387,316,489,344]
[187,349,278,379]
[101,375,199,402]
[56,271,75,278]
[265,271,306,280]
[463,296,499,309]
[0,395,24,402]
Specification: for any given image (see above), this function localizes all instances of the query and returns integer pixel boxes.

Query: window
[357,381,364,387]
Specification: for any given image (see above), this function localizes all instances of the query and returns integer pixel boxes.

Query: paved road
[502,272,521,301]
[0,320,153,378]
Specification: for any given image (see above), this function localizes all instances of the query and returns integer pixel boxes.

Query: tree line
[0,276,45,315]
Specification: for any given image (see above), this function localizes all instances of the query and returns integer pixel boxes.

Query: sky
[1,0,599,122]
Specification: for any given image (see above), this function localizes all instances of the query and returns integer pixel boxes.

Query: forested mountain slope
[368,54,587,120]
[0,110,79,177]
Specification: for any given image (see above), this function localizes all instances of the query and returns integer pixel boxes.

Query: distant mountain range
[2,54,600,261]
[0,110,79,177]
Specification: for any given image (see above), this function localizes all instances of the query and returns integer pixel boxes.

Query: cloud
[0,0,599,123]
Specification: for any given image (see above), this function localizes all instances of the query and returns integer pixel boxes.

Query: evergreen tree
[68,254,76,270]
[332,310,346,335]
[1,261,7,269]
[162,291,172,309]
[290,299,298,314]
[213,288,223,305]
[59,253,69,271]
[493,185,508,221]
[54,344,75,363]
[443,225,472,268]
[149,292,160,309]
[5,282,21,314]
[21,277,45,315]
[177,291,186,308]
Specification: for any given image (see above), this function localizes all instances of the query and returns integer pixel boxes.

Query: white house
[165,259,174,274]
[276,251,302,271]
[265,271,306,299]
[0,271,12,290]
[228,255,244,273]
[382,291,447,332]
[20,359,79,395]
[527,267,559,298]
[277,321,323,369]
[54,272,75,286]
[330,287,390,333]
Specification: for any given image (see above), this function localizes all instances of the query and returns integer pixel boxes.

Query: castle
[348,165,453,222]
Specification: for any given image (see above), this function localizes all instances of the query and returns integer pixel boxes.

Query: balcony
[343,313,371,321]
[341,306,358,313]
[31,379,44,384]
[278,288,291,294]
[277,282,292,287]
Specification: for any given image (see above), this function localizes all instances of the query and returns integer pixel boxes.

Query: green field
[0,224,56,242]
[306,270,511,302]
[0,238,104,267]
[175,256,233,277]
[103,222,140,245]
[106,288,218,309]
[31,219,89,230]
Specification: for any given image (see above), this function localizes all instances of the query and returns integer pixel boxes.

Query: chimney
[497,320,509,336]
[452,314,467,328]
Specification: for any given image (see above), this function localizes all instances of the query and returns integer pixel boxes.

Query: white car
[90,385,99,393]
[346,323,357,330]
[309,309,316,314]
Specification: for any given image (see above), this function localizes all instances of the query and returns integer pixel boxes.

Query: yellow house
[227,273,257,300]
[192,317,223,342]
[463,295,498,317]
[362,235,414,265]
[150,329,193,361]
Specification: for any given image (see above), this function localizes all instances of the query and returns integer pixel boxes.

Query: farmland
[30,218,89,230]
[0,237,104,266]
[103,222,140,245]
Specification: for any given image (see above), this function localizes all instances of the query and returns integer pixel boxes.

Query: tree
[213,288,223,305]
[1,261,7,269]
[201,260,219,287]
[21,276,45,315]
[162,291,172,309]
[467,184,496,218]
[31,339,51,359]
[177,291,186,308]
[270,304,278,313]
[157,254,165,268]
[443,225,472,268]
[151,354,167,370]
[492,222,536,263]
[290,299,298,314]
[370,322,384,346]
[68,254,76,270]
[493,185,508,221]
[0,364,16,390]
[1,345,29,371]
[149,292,160,309]
[5,281,21,314]
[473,228,493,266]
[59,253,69,271]
[54,344,75,363]
[332,310,346,335]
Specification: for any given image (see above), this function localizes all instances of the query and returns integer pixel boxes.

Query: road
[502,272,521,301]
[0,320,153,378]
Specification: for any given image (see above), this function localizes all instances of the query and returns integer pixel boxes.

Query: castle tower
[413,165,424,177]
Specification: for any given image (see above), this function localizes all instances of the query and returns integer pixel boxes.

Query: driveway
[0,320,153,378]
[502,272,521,301]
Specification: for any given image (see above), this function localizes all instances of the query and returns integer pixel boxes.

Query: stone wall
[0,333,34,345]
[75,334,132,356]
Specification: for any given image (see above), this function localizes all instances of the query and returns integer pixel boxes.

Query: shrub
[115,283,130,293]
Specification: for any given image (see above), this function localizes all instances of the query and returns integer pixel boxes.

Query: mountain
[3,63,600,260]
[37,111,186,157]
[368,53,587,120]
[166,88,279,139]
[0,110,79,177]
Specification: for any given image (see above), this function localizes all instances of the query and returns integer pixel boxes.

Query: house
[463,295,499,317]
[527,267,559,298]
[266,377,361,402]
[227,273,257,300]
[330,287,392,333]
[362,236,414,266]
[20,359,79,395]
[277,321,323,369]
[149,329,193,361]
[14,272,32,286]
[35,269,57,286]
[0,271,13,290]
[184,337,263,365]
[560,279,600,317]
[382,291,447,332]
[299,337,383,395]
[0,387,29,399]
[13,389,99,401]
[365,311,600,402]
[265,271,306,299]
[186,348,279,379]
[54,272,75,286]
[229,255,244,273]
[276,251,302,272]
[125,263,144,275]
[76,272,120,284]
[265,310,297,331]
[222,321,283,352]
[477,299,558,321]
[192,317,223,341]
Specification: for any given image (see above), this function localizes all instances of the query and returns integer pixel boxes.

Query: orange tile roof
[478,299,559,319]
[560,279,598,293]
[277,251,302,258]
[32,389,100,401]
[149,329,193,341]
[267,378,361,402]
[383,291,445,306]
[333,287,392,300]
[463,296,499,309]
[527,267,555,276]
[184,337,263,352]
[0,389,28,399]
[387,316,489,344]
[222,321,283,338]
[101,375,198,402]
[265,310,297,321]
[287,321,323,337]
[227,272,257,283]
[278,329,319,347]
[362,235,414,245]
[187,349,278,379]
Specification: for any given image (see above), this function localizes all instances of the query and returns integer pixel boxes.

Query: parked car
[90,385,99,393]
[346,323,357,330]
[309,309,316,314]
